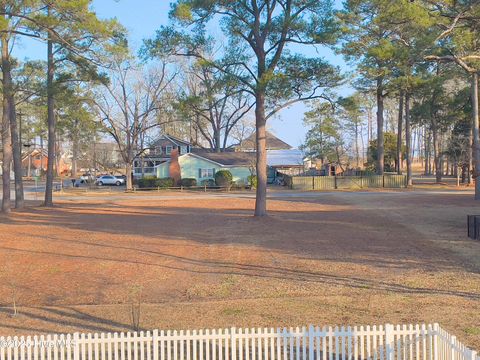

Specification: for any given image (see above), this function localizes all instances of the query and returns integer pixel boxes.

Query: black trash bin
[467,215,480,240]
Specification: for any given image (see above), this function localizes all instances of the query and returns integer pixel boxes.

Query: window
[166,145,173,155]
[180,146,188,154]
[199,168,214,178]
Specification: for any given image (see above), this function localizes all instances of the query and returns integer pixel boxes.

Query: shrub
[231,180,247,190]
[155,177,174,188]
[215,170,233,187]
[137,176,157,188]
[248,175,257,189]
[180,178,197,187]
[201,179,216,187]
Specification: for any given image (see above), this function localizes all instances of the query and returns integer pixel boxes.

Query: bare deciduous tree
[95,56,176,190]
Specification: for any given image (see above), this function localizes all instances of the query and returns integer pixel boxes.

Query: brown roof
[191,149,254,166]
[238,131,292,150]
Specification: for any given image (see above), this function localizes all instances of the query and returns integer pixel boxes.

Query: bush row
[137,176,175,188]
[136,171,256,189]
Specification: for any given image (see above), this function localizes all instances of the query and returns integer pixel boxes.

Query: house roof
[21,148,48,161]
[237,131,292,150]
[191,149,255,167]
[267,150,305,167]
[150,134,191,147]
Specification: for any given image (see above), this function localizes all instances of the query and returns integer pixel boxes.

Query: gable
[238,131,292,150]
[150,134,191,148]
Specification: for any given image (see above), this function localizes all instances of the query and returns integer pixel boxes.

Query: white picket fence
[0,324,477,360]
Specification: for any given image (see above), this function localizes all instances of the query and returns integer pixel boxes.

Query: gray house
[133,134,192,178]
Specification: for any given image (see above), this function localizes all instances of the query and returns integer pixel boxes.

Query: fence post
[471,350,477,360]
[385,324,394,360]
[231,327,237,360]
[433,323,439,360]
[73,332,80,360]
[334,175,338,189]
[308,325,314,360]
[153,329,159,360]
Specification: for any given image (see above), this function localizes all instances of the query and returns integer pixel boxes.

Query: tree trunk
[355,122,359,168]
[424,128,430,175]
[254,91,267,217]
[376,78,385,174]
[215,130,221,153]
[405,92,412,186]
[125,162,133,191]
[71,136,78,177]
[44,36,56,207]
[472,72,480,199]
[1,35,12,213]
[40,135,44,175]
[367,107,372,145]
[397,91,404,175]
[2,39,24,209]
[468,126,473,184]
[432,118,442,183]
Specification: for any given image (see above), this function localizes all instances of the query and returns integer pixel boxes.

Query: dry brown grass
[0,191,479,349]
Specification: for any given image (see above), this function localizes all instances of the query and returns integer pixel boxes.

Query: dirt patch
[0,191,478,348]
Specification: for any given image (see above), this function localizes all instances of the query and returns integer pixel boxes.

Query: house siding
[156,162,170,178]
[156,154,251,184]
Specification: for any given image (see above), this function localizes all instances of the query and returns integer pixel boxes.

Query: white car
[95,175,125,186]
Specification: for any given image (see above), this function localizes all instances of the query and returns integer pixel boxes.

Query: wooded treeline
[301,0,480,193]
[0,0,479,216]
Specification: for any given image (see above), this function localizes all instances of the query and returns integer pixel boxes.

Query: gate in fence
[0,323,477,360]
[287,175,407,191]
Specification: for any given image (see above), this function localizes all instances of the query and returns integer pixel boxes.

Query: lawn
[0,190,479,348]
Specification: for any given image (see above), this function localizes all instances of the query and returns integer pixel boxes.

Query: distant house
[143,132,307,185]
[22,148,48,177]
[234,130,292,151]
[21,148,70,177]
[134,134,192,178]
[156,149,254,185]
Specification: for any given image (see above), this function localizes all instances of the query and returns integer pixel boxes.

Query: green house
[156,151,254,185]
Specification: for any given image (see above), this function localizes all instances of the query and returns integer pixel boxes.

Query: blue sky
[15,0,349,148]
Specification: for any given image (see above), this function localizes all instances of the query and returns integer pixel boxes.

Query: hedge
[180,178,197,187]
[215,170,233,186]
[137,176,157,188]
[156,177,174,188]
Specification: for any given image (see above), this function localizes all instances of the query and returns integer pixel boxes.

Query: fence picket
[0,324,476,360]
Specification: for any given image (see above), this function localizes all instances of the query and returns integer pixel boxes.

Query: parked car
[95,175,125,186]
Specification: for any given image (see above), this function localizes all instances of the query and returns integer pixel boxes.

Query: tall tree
[301,101,345,169]
[177,60,254,151]
[1,21,13,212]
[424,0,480,197]
[145,0,343,216]
[339,0,398,175]
[39,1,123,206]
[338,94,364,168]
[0,1,122,208]
[0,2,29,211]
[95,56,176,191]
